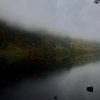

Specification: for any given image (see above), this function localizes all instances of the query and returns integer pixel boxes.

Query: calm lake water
[1,60,100,100]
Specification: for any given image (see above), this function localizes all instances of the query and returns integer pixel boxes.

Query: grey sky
[0,0,100,40]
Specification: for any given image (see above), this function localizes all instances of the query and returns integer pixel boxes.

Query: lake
[1,54,100,100]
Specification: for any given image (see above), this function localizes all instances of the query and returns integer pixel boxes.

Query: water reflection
[1,62,100,100]
[0,52,100,100]
[0,51,100,88]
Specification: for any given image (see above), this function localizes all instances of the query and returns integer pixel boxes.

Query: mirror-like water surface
[1,60,100,100]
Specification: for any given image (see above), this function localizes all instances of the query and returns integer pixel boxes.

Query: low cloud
[0,0,100,41]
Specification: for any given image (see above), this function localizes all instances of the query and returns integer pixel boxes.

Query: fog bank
[0,0,100,40]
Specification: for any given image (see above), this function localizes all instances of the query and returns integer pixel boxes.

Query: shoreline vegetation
[0,22,100,65]
[0,22,100,71]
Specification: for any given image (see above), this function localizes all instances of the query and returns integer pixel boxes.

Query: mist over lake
[0,0,100,100]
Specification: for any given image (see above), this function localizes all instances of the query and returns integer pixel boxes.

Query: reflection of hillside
[72,52,93,66]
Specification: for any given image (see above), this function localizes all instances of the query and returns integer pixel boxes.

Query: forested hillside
[0,22,100,69]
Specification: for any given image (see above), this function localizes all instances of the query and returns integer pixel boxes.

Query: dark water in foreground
[1,56,100,100]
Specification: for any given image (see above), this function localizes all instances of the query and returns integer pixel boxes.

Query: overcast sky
[0,0,100,40]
